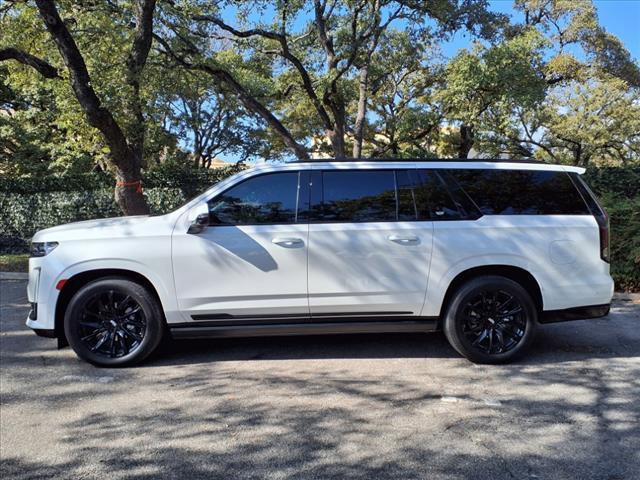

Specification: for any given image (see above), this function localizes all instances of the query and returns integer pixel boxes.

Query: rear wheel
[443,276,538,364]
[64,277,164,367]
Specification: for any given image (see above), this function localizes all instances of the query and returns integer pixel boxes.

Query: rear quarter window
[448,169,590,215]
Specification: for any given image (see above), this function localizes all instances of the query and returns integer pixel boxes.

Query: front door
[172,170,310,321]
[307,169,434,317]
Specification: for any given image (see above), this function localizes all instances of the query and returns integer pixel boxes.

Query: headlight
[30,241,59,257]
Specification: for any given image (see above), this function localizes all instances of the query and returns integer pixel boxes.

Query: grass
[0,253,29,272]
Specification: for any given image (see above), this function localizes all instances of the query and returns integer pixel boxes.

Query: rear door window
[447,169,590,215]
[316,170,397,222]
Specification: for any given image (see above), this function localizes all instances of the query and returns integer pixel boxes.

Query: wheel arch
[438,265,544,320]
[54,268,165,345]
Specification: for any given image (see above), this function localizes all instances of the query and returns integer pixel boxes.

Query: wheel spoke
[124,318,144,328]
[109,331,117,357]
[90,332,109,352]
[128,306,142,316]
[498,324,521,342]
[79,320,101,329]
[494,329,505,352]
[119,331,130,355]
[81,328,105,342]
[498,306,523,317]
[121,327,143,343]
[496,294,515,312]
[472,329,489,347]
[118,295,133,313]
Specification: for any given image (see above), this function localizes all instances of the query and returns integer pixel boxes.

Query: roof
[290,157,548,164]
[280,158,586,174]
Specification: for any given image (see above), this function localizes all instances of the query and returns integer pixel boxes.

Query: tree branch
[34,0,132,166]
[0,47,60,78]
[154,33,309,160]
[193,14,334,132]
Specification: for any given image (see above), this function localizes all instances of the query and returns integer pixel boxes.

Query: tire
[443,275,538,364]
[64,277,165,367]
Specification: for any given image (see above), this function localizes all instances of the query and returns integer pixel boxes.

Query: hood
[32,215,166,242]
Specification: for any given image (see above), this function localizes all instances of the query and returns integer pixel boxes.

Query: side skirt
[169,319,439,340]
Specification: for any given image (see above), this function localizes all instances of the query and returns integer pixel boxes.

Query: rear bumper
[540,303,610,324]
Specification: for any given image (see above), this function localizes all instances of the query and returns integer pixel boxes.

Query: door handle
[387,234,419,245]
[271,237,304,247]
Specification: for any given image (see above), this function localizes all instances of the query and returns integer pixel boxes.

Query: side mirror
[187,213,210,234]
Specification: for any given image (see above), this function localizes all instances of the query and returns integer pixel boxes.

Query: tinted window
[448,169,590,215]
[569,173,606,219]
[414,170,465,220]
[316,170,397,222]
[396,170,419,220]
[208,172,300,225]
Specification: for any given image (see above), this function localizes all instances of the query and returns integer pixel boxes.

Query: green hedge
[0,162,244,197]
[1,165,638,290]
[0,189,186,253]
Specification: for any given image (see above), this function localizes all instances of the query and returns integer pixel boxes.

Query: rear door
[307,168,433,318]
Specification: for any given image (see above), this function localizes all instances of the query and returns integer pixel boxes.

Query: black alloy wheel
[78,290,147,358]
[443,275,537,364]
[64,277,164,367]
[460,289,526,355]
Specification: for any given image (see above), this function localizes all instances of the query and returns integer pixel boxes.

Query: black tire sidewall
[64,278,164,367]
[444,276,538,364]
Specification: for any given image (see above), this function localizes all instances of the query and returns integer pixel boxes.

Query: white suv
[26,160,614,366]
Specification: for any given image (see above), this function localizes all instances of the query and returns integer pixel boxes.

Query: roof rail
[288,157,547,164]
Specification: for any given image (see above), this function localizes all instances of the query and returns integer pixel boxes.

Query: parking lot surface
[1,278,639,479]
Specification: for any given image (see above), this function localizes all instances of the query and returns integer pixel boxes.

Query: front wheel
[64,277,165,367]
[443,276,538,364]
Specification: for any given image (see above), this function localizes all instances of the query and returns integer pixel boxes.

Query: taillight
[598,210,610,263]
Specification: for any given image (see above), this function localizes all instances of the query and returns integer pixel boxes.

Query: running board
[170,319,439,340]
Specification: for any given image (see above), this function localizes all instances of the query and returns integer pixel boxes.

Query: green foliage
[0,161,244,195]
[0,162,245,252]
[0,189,180,253]
[600,194,640,292]
[440,28,548,124]
[0,253,29,272]
[583,167,640,291]
[583,167,640,200]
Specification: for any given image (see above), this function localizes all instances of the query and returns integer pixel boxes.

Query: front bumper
[540,303,611,324]
[32,328,57,338]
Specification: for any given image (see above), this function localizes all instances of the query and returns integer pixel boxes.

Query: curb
[0,272,29,280]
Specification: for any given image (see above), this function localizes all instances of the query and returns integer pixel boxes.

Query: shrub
[600,194,640,292]
[0,188,185,253]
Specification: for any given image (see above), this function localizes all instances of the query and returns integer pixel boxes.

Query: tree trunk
[34,0,150,215]
[328,126,346,159]
[114,163,149,215]
[352,64,369,158]
[459,124,474,158]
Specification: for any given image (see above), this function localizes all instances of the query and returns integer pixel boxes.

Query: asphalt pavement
[1,278,639,480]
